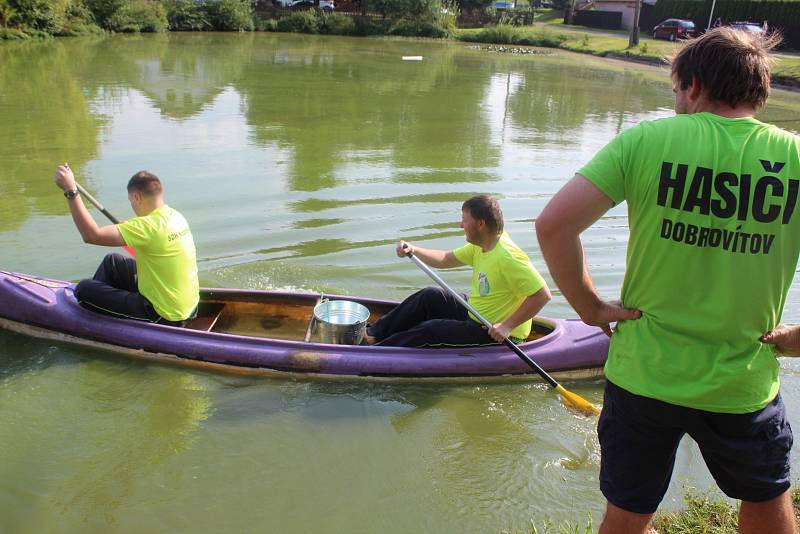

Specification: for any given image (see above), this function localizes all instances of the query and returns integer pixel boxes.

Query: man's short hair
[670,26,781,110]
[127,171,163,196]
[462,194,504,234]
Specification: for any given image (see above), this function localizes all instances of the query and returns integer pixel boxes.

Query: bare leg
[599,501,654,534]
[739,491,796,534]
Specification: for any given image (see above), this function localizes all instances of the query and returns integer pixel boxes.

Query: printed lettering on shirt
[167,227,190,242]
[656,160,797,254]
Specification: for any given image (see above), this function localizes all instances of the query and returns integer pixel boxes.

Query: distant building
[588,0,657,30]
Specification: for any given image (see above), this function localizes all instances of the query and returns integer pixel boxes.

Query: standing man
[536,28,799,534]
[54,165,199,326]
[365,194,550,347]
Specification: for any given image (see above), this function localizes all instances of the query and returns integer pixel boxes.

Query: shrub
[203,0,254,31]
[105,0,167,32]
[84,0,126,28]
[59,0,102,35]
[351,14,386,36]
[473,22,522,44]
[318,12,354,35]
[163,0,210,31]
[255,16,277,31]
[0,26,41,38]
[388,16,449,38]
[276,10,318,33]
[2,0,99,35]
[6,0,61,33]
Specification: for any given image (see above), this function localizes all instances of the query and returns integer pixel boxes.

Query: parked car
[288,0,334,9]
[652,19,698,41]
[729,21,765,33]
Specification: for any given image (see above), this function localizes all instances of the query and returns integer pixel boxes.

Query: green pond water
[1,32,800,532]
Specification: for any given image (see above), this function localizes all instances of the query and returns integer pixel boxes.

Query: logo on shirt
[478,272,490,296]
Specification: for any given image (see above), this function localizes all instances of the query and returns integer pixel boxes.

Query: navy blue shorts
[598,380,793,514]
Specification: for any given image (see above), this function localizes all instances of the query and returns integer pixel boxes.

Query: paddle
[405,250,601,416]
[74,182,135,257]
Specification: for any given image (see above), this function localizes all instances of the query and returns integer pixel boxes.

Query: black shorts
[598,380,792,514]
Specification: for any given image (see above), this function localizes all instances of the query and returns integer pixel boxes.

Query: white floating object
[402,56,423,61]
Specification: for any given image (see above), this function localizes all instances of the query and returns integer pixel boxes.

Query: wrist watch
[64,188,80,199]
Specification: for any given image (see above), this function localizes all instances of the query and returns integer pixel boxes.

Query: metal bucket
[313,299,370,345]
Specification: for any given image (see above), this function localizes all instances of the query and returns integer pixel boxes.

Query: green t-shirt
[117,205,199,321]
[452,232,546,340]
[579,112,800,413]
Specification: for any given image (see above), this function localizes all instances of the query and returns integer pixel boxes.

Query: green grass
[512,487,800,534]
[455,18,800,88]
[651,489,739,534]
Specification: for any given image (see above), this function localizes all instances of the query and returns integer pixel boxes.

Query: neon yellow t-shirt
[452,232,546,340]
[117,205,199,321]
[579,112,800,413]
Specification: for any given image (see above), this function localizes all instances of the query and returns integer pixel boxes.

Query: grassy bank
[455,20,800,90]
[510,487,800,534]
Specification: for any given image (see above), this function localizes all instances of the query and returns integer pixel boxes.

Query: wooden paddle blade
[555,384,601,416]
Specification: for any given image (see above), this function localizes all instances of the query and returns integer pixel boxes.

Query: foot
[363,333,376,345]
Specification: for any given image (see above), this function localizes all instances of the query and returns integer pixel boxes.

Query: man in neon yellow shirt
[54,166,199,326]
[365,195,550,347]
[536,29,798,534]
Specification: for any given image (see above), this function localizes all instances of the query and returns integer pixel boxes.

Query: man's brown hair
[462,194,504,235]
[127,171,163,196]
[670,26,781,110]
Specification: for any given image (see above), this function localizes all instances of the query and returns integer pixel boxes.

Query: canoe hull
[0,271,610,381]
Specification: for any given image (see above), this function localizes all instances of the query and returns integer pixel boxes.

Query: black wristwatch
[64,188,80,199]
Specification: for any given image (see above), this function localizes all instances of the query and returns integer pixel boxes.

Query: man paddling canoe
[536,28,799,534]
[54,165,199,326]
[365,194,551,347]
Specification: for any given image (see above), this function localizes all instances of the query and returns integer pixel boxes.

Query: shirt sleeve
[577,126,637,205]
[452,242,475,265]
[506,258,546,298]
[117,217,152,249]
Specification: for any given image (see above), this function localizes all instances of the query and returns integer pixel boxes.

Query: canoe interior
[185,290,552,344]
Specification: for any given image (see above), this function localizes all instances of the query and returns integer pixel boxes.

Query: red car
[653,19,698,41]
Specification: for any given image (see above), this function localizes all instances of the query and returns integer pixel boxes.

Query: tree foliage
[203,0,254,31]
[162,0,211,30]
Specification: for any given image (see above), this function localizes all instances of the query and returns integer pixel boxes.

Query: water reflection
[0,41,103,232]
[0,341,210,528]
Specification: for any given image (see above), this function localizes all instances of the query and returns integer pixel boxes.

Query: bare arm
[535,175,640,335]
[761,324,800,356]
[396,240,464,269]
[54,165,125,247]
[488,286,551,342]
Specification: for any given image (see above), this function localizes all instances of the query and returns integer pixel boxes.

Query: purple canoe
[0,271,609,382]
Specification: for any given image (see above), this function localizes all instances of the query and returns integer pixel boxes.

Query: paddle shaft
[406,252,559,388]
[75,183,121,224]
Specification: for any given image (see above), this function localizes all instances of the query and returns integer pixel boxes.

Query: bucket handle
[303,294,325,342]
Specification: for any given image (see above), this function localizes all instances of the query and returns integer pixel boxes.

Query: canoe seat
[184,302,225,332]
